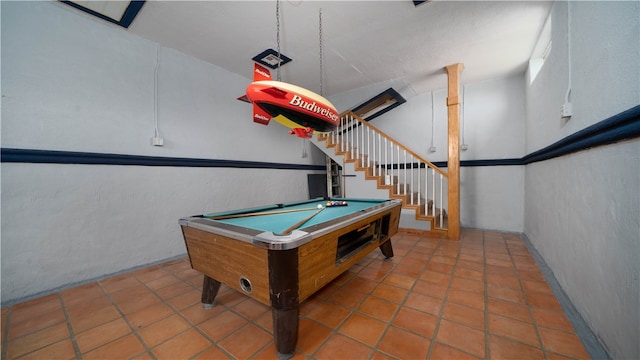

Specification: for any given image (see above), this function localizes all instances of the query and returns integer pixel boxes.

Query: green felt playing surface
[206,198,387,234]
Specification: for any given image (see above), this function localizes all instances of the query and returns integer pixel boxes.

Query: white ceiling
[73,0,554,97]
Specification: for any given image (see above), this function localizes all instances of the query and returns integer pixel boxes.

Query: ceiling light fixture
[252,49,292,70]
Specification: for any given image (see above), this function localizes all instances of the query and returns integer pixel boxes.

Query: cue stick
[208,207,319,220]
[277,207,325,236]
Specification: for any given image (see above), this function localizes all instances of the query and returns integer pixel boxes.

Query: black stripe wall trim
[0,148,325,171]
[1,105,638,169]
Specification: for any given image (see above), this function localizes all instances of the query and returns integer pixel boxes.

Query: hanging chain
[318,8,323,96]
[276,0,282,81]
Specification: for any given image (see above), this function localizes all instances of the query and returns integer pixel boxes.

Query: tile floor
[1,229,591,360]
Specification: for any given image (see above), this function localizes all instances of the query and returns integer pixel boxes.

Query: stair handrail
[338,110,448,178]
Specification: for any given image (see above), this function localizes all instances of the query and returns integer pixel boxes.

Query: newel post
[444,63,463,240]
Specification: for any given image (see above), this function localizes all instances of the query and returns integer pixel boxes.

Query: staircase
[316,111,450,237]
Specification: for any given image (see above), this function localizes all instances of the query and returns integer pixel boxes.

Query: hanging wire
[275,0,282,81]
[318,8,324,96]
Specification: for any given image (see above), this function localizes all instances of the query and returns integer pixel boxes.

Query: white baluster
[439,173,444,227]
[431,170,435,216]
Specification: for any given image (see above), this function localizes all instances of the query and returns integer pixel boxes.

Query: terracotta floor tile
[254,310,274,334]
[450,276,484,294]
[358,296,398,322]
[425,261,454,274]
[151,328,211,360]
[127,301,175,329]
[315,333,373,360]
[60,282,105,306]
[180,302,225,325]
[326,286,368,309]
[454,267,484,281]
[69,304,122,334]
[456,259,485,272]
[65,294,113,319]
[166,288,201,310]
[76,318,131,353]
[522,279,554,295]
[371,283,408,304]
[487,283,527,305]
[218,324,272,359]
[232,298,270,320]
[447,288,485,310]
[198,310,247,341]
[137,314,191,347]
[15,338,76,360]
[486,272,521,290]
[485,264,518,278]
[358,267,391,282]
[539,327,590,359]
[519,270,548,282]
[487,298,532,323]
[526,292,564,311]
[145,274,182,291]
[442,302,485,330]
[458,253,485,264]
[515,261,541,272]
[392,307,438,338]
[430,255,457,266]
[531,308,575,333]
[378,326,430,359]
[6,322,70,359]
[436,319,485,358]
[429,342,481,360]
[7,308,66,340]
[192,345,233,360]
[1,231,584,360]
[306,301,350,328]
[382,273,416,290]
[83,333,146,360]
[412,280,448,299]
[295,318,333,355]
[133,266,170,283]
[339,313,387,347]
[489,334,545,359]
[345,275,379,294]
[404,292,443,316]
[420,270,452,286]
[10,294,61,324]
[100,275,141,294]
[113,292,162,315]
[154,281,194,300]
[488,313,540,347]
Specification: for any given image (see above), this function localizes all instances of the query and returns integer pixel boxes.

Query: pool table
[179,197,402,359]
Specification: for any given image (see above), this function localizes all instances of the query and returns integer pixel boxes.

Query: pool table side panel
[181,226,271,305]
[297,205,401,302]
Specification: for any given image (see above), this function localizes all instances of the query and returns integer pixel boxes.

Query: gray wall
[1,2,325,304]
[524,2,639,359]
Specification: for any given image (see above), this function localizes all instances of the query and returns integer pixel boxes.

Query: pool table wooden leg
[201,275,221,309]
[379,239,394,259]
[268,248,299,359]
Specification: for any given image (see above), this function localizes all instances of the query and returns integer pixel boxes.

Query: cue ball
[317,204,324,209]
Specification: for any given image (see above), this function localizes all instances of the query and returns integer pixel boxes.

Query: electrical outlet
[561,102,573,118]
[428,146,436,153]
[151,136,164,146]
[461,144,469,151]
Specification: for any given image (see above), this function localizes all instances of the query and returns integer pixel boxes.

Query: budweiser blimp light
[244,63,340,138]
